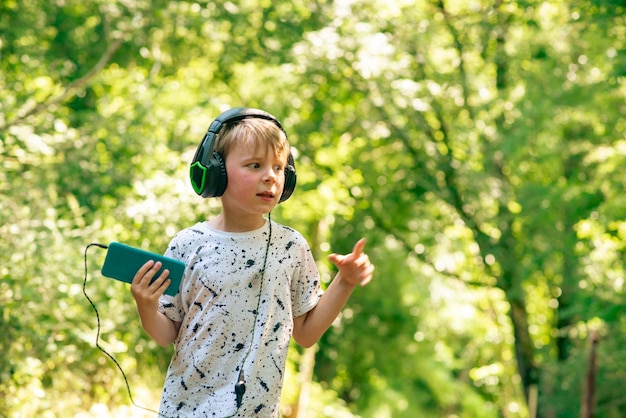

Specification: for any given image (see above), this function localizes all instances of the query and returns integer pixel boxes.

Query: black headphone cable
[83,242,166,417]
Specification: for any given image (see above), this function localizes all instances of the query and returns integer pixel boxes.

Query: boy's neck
[208,213,267,232]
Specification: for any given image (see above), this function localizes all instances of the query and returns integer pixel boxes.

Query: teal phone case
[101,242,184,296]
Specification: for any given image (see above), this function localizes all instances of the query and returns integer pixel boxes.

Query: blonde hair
[215,117,290,161]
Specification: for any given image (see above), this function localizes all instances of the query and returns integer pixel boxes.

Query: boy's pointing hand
[328,238,375,287]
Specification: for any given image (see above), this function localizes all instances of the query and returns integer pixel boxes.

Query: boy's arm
[131,260,181,347]
[292,238,374,348]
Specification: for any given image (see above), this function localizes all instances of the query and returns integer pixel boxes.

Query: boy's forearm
[138,308,179,347]
[293,273,356,348]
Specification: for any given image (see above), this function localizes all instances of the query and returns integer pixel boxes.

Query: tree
[2,0,626,417]
[289,0,626,416]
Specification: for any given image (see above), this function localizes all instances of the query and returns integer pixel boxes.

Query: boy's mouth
[257,191,275,198]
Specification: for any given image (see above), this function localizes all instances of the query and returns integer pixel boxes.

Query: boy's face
[221,139,288,219]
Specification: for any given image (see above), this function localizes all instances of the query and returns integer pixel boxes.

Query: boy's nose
[263,167,278,182]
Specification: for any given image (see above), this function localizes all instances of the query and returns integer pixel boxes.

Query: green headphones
[190,107,297,202]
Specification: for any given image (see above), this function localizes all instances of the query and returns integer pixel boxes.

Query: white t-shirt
[157,219,322,417]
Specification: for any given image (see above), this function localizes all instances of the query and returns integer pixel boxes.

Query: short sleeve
[289,235,324,318]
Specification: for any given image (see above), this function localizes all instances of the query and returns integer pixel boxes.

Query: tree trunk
[292,346,318,418]
[508,297,538,405]
[581,331,599,418]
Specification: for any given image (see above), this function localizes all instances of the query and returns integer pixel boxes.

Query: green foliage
[2,0,626,417]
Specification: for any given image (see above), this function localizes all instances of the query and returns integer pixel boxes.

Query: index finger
[132,260,157,284]
[351,238,367,257]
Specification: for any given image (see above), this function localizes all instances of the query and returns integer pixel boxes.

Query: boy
[131,108,374,417]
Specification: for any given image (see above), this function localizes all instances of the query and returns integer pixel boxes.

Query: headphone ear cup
[205,152,228,198]
[190,152,227,198]
[279,154,297,203]
[212,152,228,197]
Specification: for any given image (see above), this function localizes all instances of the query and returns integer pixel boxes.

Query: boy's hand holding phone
[131,260,172,311]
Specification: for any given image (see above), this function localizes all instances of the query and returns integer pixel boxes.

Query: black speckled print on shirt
[157,219,323,417]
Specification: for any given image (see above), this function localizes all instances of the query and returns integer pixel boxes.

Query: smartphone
[101,242,184,296]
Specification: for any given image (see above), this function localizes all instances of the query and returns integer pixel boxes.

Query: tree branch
[369,209,495,288]
[3,36,124,130]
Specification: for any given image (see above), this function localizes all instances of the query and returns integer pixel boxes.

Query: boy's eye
[246,162,284,171]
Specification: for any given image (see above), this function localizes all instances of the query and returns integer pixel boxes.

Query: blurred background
[1,0,626,417]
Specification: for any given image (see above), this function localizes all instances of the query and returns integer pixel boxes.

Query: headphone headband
[190,107,297,202]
